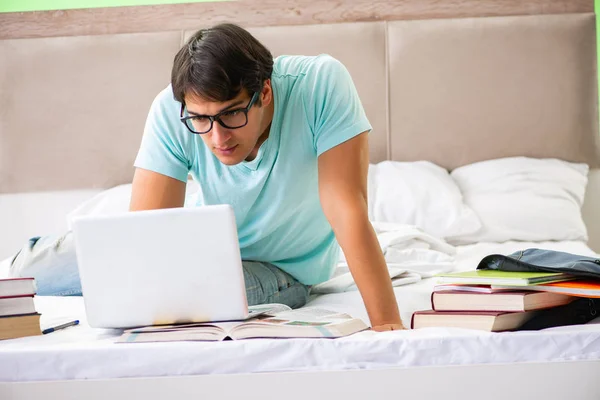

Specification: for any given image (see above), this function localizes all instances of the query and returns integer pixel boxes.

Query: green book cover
[436,269,572,286]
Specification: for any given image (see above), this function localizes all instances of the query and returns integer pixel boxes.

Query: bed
[1,0,600,399]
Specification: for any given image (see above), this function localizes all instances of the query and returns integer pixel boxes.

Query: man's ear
[259,79,272,107]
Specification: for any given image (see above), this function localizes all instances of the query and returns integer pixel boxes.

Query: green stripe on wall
[0,0,227,13]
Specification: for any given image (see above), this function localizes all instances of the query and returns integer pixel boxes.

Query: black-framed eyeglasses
[179,91,259,135]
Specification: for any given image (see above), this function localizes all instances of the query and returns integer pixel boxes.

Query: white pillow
[0,189,101,261]
[66,179,200,229]
[450,157,589,243]
[368,161,482,239]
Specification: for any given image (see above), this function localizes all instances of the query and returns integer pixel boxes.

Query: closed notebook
[433,284,517,294]
[491,280,600,298]
[411,310,536,332]
[118,307,368,343]
[0,313,42,340]
[431,290,575,312]
[435,270,572,286]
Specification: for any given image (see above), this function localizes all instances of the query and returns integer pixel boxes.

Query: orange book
[0,313,42,340]
[492,280,600,298]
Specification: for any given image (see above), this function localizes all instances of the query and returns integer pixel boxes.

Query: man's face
[183,85,270,165]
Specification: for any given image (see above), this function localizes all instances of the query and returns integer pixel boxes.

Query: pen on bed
[42,320,79,334]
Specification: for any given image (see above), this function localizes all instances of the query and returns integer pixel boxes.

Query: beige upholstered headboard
[1,0,598,249]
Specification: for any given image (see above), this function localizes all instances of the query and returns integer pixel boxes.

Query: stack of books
[411,270,596,332]
[0,278,42,340]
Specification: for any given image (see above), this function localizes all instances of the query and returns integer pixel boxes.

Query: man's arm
[318,132,404,331]
[129,168,186,211]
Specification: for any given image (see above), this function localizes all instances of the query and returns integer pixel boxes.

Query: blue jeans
[6,232,310,309]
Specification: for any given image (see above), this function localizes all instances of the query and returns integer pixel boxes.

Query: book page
[119,321,246,343]
[256,307,353,325]
[123,304,292,334]
[247,303,292,319]
[117,329,227,343]
[125,323,220,333]
[231,307,368,339]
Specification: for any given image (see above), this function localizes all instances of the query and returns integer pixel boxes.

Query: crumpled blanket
[311,222,456,294]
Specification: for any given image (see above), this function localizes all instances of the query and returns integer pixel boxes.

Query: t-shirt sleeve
[305,55,373,157]
[133,86,192,183]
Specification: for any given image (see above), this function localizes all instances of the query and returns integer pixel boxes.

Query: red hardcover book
[0,278,36,298]
[0,295,36,317]
[411,310,536,332]
[430,290,574,312]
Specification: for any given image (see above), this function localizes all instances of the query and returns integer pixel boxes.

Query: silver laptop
[71,205,249,328]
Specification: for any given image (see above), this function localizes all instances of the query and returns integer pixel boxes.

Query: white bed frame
[1,1,599,398]
[4,360,600,399]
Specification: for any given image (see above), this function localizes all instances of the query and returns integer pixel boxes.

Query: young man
[130,23,403,331]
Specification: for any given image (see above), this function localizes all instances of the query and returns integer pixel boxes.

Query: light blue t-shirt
[134,54,372,285]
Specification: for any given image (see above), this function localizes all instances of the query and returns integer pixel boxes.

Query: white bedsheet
[1,241,599,383]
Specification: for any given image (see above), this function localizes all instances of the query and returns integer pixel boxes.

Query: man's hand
[318,132,402,328]
[372,323,406,332]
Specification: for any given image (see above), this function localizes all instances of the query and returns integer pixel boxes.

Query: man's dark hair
[171,23,273,106]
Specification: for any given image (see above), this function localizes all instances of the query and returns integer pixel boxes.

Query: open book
[117,305,369,343]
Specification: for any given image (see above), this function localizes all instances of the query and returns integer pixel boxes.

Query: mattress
[1,241,599,383]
